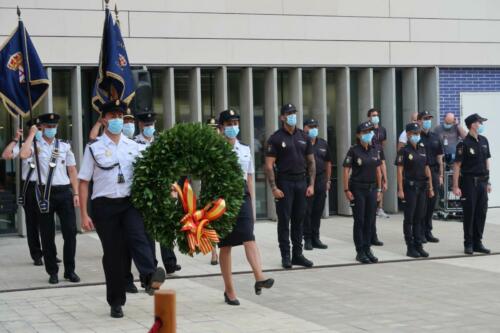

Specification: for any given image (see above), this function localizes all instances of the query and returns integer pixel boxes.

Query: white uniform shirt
[233,140,254,180]
[399,131,407,144]
[78,133,140,200]
[134,133,154,152]
[30,138,76,185]
[13,145,36,181]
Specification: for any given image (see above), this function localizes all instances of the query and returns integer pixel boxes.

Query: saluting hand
[306,185,314,197]
[81,215,95,231]
[272,187,284,199]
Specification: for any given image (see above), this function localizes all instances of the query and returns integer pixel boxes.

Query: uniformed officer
[453,114,491,255]
[343,121,382,263]
[134,112,181,277]
[396,123,435,258]
[265,103,315,269]
[302,118,332,251]
[122,110,136,139]
[418,111,444,243]
[78,101,166,318]
[367,108,389,247]
[217,109,274,306]
[20,113,80,284]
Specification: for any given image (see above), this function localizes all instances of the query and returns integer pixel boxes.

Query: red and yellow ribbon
[173,179,226,254]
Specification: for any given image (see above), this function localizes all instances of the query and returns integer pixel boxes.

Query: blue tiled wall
[439,68,500,122]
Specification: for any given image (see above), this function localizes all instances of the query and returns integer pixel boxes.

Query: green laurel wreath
[131,123,244,255]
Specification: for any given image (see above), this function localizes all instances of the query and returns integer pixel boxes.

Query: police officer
[418,111,443,243]
[343,121,382,263]
[78,101,166,318]
[122,110,136,139]
[265,103,315,269]
[20,113,80,284]
[453,114,491,255]
[134,112,181,276]
[302,118,331,251]
[396,123,435,258]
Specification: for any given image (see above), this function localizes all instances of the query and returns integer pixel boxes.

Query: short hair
[367,108,380,118]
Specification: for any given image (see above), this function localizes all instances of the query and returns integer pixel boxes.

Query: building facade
[1,0,500,234]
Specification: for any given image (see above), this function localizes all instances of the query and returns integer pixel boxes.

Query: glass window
[52,69,73,141]
[0,104,17,234]
[349,69,359,143]
[228,69,240,112]
[151,70,165,131]
[326,70,338,215]
[277,69,289,108]
[174,70,190,123]
[201,69,216,120]
[302,69,313,122]
[252,70,267,219]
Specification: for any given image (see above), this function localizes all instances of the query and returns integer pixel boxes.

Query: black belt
[93,196,130,204]
[278,173,306,181]
[404,179,427,189]
[349,181,377,191]
[462,174,489,185]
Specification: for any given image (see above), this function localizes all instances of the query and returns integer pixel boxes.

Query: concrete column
[312,67,329,216]
[239,67,256,216]
[162,68,175,128]
[71,66,83,232]
[289,68,303,127]
[380,68,398,213]
[43,67,53,113]
[419,67,440,123]
[335,67,351,216]
[265,68,279,220]
[215,66,228,112]
[189,67,202,123]
[402,68,418,125]
[358,68,374,122]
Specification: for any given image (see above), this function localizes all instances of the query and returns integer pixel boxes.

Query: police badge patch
[470,148,475,155]
[409,154,413,160]
[357,158,362,166]
[282,142,286,148]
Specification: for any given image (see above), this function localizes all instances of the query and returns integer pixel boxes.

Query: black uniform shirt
[396,143,429,181]
[343,144,381,184]
[372,126,387,161]
[312,138,332,175]
[266,127,313,175]
[420,130,444,167]
[455,134,491,176]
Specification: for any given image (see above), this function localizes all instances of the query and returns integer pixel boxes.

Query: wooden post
[155,290,176,333]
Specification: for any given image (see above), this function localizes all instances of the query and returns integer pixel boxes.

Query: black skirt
[218,189,255,248]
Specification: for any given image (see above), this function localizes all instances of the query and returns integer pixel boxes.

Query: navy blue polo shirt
[312,137,332,176]
[266,127,313,176]
[455,134,490,177]
[420,130,444,168]
[343,144,381,184]
[396,143,429,181]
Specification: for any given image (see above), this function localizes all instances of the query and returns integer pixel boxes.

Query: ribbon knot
[173,179,225,254]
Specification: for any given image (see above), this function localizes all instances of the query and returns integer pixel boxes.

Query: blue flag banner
[0,20,49,117]
[92,8,135,112]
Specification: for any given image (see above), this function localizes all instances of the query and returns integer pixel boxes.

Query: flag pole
[17,7,43,196]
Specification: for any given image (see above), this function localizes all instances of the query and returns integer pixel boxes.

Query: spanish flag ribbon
[173,179,225,254]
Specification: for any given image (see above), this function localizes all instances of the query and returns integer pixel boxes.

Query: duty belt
[277,173,306,181]
[18,161,36,206]
[36,139,59,213]
[404,179,428,190]
[462,174,489,186]
[349,181,377,191]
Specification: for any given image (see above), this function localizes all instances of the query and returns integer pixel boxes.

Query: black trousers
[423,168,439,236]
[37,185,77,275]
[351,185,377,251]
[403,182,427,245]
[23,182,43,261]
[92,197,156,307]
[275,178,307,257]
[304,175,327,241]
[460,176,488,247]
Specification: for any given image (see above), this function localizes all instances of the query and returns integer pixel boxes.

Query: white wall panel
[390,0,500,20]
[411,19,500,43]
[284,0,390,17]
[1,1,102,10]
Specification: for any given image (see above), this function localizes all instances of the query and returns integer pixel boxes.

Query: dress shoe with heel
[145,267,166,295]
[312,238,328,249]
[406,244,421,258]
[224,292,240,306]
[110,305,124,318]
[473,243,491,254]
[415,245,429,258]
[64,272,81,283]
[365,248,378,263]
[254,278,274,295]
[356,251,371,264]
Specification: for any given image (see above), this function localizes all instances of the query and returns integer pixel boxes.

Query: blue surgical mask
[224,125,239,139]
[107,118,123,135]
[422,119,432,130]
[361,131,374,144]
[478,124,485,134]
[410,134,421,144]
[143,125,155,138]
[286,114,297,127]
[308,128,318,139]
[443,123,453,130]
[122,123,135,138]
[44,127,57,139]
[35,130,42,141]
[371,116,380,125]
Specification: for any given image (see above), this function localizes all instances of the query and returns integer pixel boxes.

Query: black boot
[304,239,313,251]
[371,236,384,246]
[473,242,491,254]
[425,232,439,243]
[415,244,429,258]
[365,248,379,263]
[356,250,371,264]
[312,238,328,249]
[406,244,420,258]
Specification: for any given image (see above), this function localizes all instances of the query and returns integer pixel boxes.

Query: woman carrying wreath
[217,109,274,306]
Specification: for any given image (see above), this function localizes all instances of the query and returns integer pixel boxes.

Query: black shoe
[415,245,429,258]
[426,233,440,243]
[126,282,138,294]
[48,274,59,284]
[56,257,62,264]
[365,248,379,263]
[281,256,292,269]
[291,254,314,267]
[421,238,428,244]
[312,238,328,249]
[371,238,384,246]
[406,245,421,258]
[254,278,274,295]
[33,258,43,266]
[64,272,81,283]
[224,292,240,306]
[110,305,124,318]
[304,239,313,251]
[473,243,491,254]
[356,251,371,264]
[464,245,474,255]
[166,264,182,275]
[145,267,166,295]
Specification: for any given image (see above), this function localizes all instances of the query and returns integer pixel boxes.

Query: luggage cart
[436,166,463,220]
